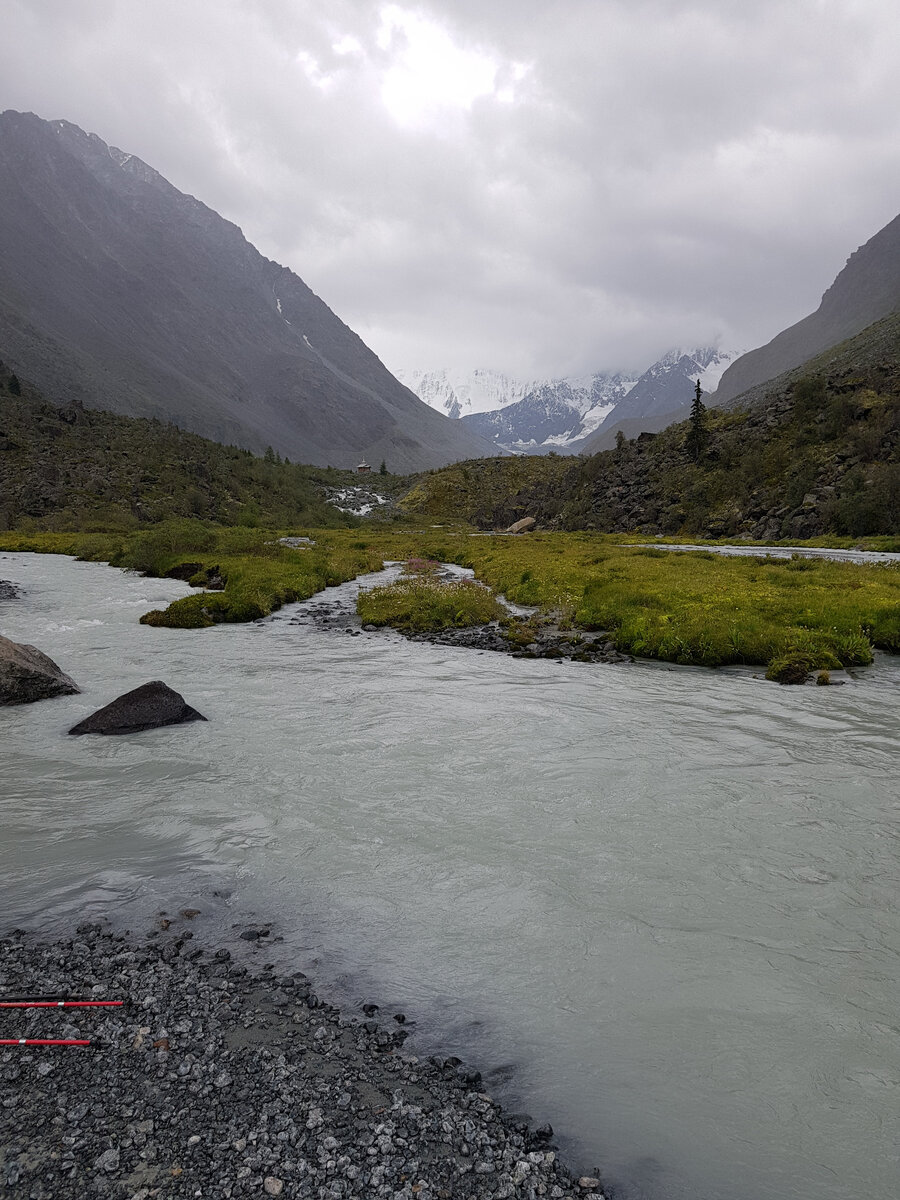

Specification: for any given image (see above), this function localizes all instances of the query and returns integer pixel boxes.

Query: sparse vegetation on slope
[0,361,363,531]
[398,454,579,528]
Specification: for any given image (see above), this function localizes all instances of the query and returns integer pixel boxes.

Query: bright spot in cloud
[296,50,333,91]
[377,4,500,129]
[497,61,530,105]
[332,35,363,57]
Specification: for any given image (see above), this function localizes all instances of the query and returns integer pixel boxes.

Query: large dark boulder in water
[0,580,21,600]
[0,635,80,705]
[69,680,207,735]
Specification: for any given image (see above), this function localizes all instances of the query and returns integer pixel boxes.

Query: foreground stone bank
[0,925,603,1199]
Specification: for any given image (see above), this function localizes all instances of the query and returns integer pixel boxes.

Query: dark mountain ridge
[715,211,900,404]
[0,110,493,472]
[460,381,595,451]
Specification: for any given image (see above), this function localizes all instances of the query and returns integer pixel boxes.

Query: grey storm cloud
[5,0,900,377]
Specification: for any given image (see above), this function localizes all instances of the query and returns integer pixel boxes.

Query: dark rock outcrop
[0,580,21,600]
[68,680,206,735]
[0,634,79,704]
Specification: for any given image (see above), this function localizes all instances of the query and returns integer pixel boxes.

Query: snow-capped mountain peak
[399,346,741,455]
[395,367,548,419]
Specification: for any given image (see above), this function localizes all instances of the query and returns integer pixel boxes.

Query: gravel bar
[0,922,605,1199]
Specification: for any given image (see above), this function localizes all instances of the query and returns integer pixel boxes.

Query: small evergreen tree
[8,374,21,396]
[379,459,387,475]
[615,430,627,452]
[264,445,276,464]
[684,379,708,461]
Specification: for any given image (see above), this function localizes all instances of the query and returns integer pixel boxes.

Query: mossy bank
[3,524,899,684]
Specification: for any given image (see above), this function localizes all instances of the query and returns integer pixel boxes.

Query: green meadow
[2,523,899,681]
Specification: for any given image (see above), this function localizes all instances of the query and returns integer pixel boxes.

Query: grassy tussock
[357,575,504,633]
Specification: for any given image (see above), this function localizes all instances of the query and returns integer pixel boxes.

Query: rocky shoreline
[0,922,603,1200]
[296,583,631,667]
[399,621,632,665]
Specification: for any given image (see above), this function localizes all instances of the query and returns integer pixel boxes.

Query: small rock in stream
[68,680,206,736]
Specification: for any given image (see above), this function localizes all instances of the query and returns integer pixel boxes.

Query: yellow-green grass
[357,576,504,633]
[453,533,899,676]
[0,523,388,629]
[2,525,899,679]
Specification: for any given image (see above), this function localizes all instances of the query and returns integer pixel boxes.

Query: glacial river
[1,551,898,1200]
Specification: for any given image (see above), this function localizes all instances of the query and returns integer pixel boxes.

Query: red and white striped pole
[0,1038,91,1046]
[0,997,122,1046]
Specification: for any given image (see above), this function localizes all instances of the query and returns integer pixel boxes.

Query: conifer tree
[685,379,708,461]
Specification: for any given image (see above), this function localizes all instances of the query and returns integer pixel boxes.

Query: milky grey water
[1,552,898,1200]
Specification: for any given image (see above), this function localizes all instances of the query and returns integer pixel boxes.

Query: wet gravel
[0,924,604,1199]
[293,598,630,666]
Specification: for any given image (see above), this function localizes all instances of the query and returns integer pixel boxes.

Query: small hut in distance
[356,460,371,474]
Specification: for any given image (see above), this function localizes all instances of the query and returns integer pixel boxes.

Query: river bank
[0,922,595,1200]
[3,526,900,679]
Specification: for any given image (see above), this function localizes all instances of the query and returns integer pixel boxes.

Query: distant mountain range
[0,110,494,472]
[394,368,543,419]
[400,348,741,455]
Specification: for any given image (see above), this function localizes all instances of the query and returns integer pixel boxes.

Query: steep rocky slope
[0,110,493,472]
[715,211,900,404]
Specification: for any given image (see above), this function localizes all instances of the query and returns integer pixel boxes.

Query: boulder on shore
[0,635,80,705]
[505,517,537,534]
[69,680,207,736]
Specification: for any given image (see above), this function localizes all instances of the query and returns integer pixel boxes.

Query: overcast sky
[5,0,900,378]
